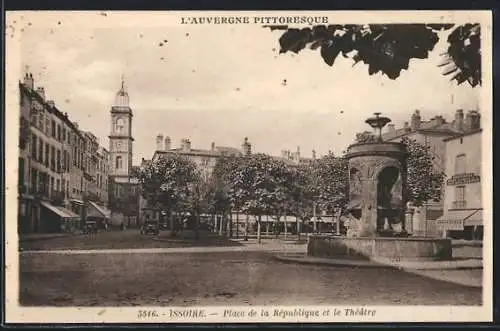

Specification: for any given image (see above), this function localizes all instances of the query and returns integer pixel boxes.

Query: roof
[382,121,462,141]
[157,145,243,158]
[443,128,482,142]
[19,82,83,138]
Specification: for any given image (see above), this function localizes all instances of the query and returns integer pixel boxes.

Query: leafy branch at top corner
[267,23,480,86]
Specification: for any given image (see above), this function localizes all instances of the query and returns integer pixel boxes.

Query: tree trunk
[229,212,233,238]
[219,214,224,236]
[296,215,301,240]
[336,208,342,235]
[236,212,239,239]
[195,212,200,241]
[313,203,317,233]
[275,215,280,239]
[284,214,288,240]
[257,215,262,244]
[244,214,249,241]
[266,215,270,234]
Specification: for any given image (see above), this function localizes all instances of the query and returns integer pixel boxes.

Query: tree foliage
[312,153,349,214]
[135,154,200,216]
[354,130,378,143]
[271,23,480,86]
[400,136,446,206]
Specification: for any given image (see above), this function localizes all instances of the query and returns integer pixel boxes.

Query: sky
[12,12,480,165]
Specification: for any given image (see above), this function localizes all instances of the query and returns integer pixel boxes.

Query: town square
[7,12,489,318]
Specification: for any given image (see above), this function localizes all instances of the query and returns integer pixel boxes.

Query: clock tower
[109,78,134,179]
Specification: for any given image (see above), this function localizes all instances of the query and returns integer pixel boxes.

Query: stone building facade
[437,129,483,240]
[382,109,480,235]
[18,72,110,233]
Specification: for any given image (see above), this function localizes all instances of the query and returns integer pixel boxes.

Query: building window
[39,112,44,129]
[31,168,38,194]
[38,139,44,163]
[51,146,56,171]
[31,110,38,126]
[31,134,37,159]
[116,156,123,169]
[62,128,66,142]
[46,118,50,135]
[453,185,466,209]
[115,118,125,134]
[18,157,25,188]
[45,142,50,168]
[455,154,466,174]
[56,179,60,192]
[51,120,56,137]
[50,176,54,193]
[57,124,61,141]
[57,150,61,173]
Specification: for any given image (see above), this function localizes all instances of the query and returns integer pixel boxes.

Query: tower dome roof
[114,77,129,107]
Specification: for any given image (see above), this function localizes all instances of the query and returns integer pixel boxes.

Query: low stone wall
[307,235,452,261]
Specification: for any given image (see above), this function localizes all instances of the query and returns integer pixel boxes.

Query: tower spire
[121,73,125,90]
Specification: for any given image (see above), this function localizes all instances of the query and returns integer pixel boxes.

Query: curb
[273,254,483,288]
[19,234,71,243]
[273,254,392,268]
[273,254,483,270]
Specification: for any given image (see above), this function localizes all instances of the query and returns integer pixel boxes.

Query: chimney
[312,149,317,159]
[242,137,251,155]
[434,115,445,126]
[36,87,45,100]
[23,73,34,89]
[156,134,164,151]
[296,146,301,159]
[281,150,288,158]
[181,139,191,152]
[164,136,171,150]
[465,110,481,131]
[411,110,421,130]
[387,124,395,132]
[211,141,215,151]
[72,122,79,129]
[47,100,55,108]
[454,109,464,131]
[403,121,409,130]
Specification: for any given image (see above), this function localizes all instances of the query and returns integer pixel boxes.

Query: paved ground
[19,250,482,307]
[18,230,242,251]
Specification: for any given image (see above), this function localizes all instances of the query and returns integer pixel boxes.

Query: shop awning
[88,201,111,219]
[40,201,80,219]
[436,210,481,230]
[464,209,483,227]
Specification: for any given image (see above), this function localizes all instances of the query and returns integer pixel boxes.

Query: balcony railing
[452,200,467,209]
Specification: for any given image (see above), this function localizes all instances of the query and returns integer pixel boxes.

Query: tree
[185,171,211,241]
[211,156,240,235]
[355,131,378,144]
[312,153,349,231]
[135,154,199,236]
[270,23,481,87]
[224,154,290,243]
[400,136,446,206]
[288,163,316,238]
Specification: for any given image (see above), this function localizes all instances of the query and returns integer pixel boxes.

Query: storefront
[436,209,483,240]
[40,201,80,233]
[87,201,112,229]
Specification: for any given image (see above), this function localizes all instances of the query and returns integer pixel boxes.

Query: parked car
[140,220,160,235]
